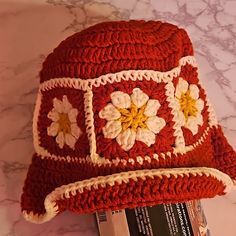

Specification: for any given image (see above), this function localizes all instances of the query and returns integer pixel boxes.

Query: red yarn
[55,174,224,216]
[40,21,193,82]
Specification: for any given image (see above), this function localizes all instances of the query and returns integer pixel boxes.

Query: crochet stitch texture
[21,20,236,223]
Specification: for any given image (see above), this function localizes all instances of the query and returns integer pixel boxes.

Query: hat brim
[22,166,233,224]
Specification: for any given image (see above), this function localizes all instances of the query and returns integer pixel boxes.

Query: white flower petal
[136,128,156,147]
[189,84,199,100]
[146,116,166,134]
[53,98,63,113]
[177,111,186,126]
[185,116,199,135]
[196,99,204,112]
[131,88,149,108]
[47,122,59,136]
[65,133,77,149]
[116,128,136,151]
[110,91,131,109]
[56,131,65,148]
[99,103,121,120]
[103,120,122,139]
[175,78,188,98]
[47,109,59,122]
[71,123,82,139]
[62,95,73,113]
[144,99,161,117]
[195,113,204,126]
[68,108,78,122]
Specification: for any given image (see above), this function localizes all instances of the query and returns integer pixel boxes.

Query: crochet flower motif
[99,88,166,151]
[175,78,204,135]
[47,95,82,149]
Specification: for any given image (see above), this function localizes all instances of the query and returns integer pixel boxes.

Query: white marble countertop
[0,0,235,235]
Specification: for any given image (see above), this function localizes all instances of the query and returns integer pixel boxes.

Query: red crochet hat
[21,20,236,223]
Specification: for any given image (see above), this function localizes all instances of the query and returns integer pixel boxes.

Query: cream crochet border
[39,56,197,92]
[22,166,234,223]
[33,55,218,165]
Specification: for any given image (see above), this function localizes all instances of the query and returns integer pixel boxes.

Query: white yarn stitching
[39,56,197,92]
[206,97,218,126]
[165,81,186,152]
[22,166,233,223]
[32,91,53,158]
[195,72,218,127]
[83,90,98,162]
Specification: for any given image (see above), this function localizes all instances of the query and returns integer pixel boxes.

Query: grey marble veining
[0,0,235,235]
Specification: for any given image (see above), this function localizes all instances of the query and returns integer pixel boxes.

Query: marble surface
[0,0,235,235]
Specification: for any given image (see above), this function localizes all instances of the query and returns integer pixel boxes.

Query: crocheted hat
[21,20,236,223]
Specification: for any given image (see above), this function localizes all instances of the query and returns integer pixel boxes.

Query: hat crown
[40,20,193,82]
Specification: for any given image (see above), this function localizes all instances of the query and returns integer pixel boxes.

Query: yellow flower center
[179,91,198,119]
[58,113,71,134]
[118,103,148,131]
